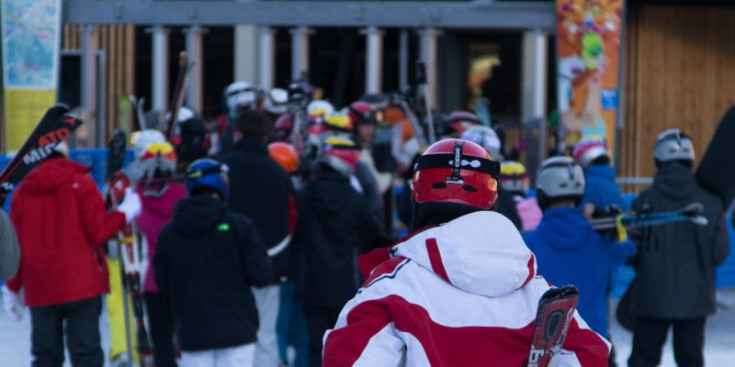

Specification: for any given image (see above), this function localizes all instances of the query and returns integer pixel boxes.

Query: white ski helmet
[572,136,610,167]
[225,81,259,116]
[536,156,585,209]
[460,125,502,160]
[264,88,289,115]
[654,129,694,164]
[307,100,335,119]
[133,129,167,160]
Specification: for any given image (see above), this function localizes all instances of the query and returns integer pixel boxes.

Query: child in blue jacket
[523,157,634,367]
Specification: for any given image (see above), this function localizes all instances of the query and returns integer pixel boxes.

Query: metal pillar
[184,25,206,113]
[258,26,276,90]
[290,26,313,80]
[80,25,99,148]
[147,26,170,115]
[521,29,548,181]
[361,27,384,94]
[418,27,440,112]
[234,0,257,84]
[399,28,409,91]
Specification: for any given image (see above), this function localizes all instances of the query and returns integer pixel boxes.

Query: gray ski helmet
[654,129,694,163]
[536,156,585,205]
[460,125,503,160]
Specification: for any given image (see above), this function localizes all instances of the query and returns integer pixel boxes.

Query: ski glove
[1,284,23,322]
[117,188,142,224]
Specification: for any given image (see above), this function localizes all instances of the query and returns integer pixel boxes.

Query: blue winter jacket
[522,207,635,336]
[582,164,627,211]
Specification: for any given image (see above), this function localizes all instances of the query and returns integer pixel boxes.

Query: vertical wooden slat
[620,5,735,185]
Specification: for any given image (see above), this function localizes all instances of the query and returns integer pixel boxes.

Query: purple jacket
[137,183,188,293]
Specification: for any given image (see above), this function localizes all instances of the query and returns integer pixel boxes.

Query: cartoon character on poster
[557,0,624,154]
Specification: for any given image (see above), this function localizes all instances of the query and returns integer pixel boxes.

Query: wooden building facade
[8,2,732,183]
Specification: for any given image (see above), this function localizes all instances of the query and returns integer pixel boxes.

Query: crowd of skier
[0,77,731,367]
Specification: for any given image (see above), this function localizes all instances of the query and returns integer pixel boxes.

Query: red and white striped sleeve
[557,311,612,367]
[322,258,409,367]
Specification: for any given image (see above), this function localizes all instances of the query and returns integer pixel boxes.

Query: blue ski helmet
[185,158,230,201]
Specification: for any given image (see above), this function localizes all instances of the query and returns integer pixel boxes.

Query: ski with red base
[528,285,579,367]
[0,104,82,206]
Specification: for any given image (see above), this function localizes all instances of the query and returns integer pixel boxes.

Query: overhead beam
[63,1,555,31]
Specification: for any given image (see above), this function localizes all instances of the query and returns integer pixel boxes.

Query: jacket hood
[585,164,616,181]
[21,158,88,195]
[653,162,697,200]
[305,170,352,215]
[391,211,536,298]
[534,207,591,251]
[172,195,227,237]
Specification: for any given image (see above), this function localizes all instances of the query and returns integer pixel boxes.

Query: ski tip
[690,216,709,226]
[541,285,579,301]
[680,202,704,216]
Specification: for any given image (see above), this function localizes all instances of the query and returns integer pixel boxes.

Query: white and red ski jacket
[323,211,610,366]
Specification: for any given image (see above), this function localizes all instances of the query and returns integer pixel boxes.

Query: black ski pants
[30,296,103,367]
[304,306,341,367]
[628,316,706,367]
[145,292,178,367]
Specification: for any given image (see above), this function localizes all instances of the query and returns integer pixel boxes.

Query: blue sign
[601,89,618,111]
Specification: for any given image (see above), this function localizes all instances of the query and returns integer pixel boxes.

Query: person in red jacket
[2,144,141,367]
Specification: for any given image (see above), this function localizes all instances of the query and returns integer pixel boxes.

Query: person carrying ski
[136,142,188,367]
[522,156,635,367]
[572,136,626,218]
[625,130,730,367]
[293,136,382,367]
[2,142,142,366]
[218,110,297,367]
[322,139,610,366]
[0,210,20,281]
[154,158,273,367]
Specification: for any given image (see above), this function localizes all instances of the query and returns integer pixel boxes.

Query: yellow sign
[4,89,57,151]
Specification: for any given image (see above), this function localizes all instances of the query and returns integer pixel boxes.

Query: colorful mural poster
[2,0,62,152]
[556,0,625,155]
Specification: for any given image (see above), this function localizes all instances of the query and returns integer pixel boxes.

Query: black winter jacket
[628,162,730,319]
[295,168,382,308]
[219,137,296,283]
[154,195,272,351]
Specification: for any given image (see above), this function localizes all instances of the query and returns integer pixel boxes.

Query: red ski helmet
[446,110,482,136]
[273,114,293,142]
[347,101,377,126]
[412,139,500,210]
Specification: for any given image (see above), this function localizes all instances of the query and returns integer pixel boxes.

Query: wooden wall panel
[61,22,135,141]
[620,5,735,183]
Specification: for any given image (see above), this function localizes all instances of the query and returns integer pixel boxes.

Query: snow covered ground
[610,287,735,366]
[2,289,735,366]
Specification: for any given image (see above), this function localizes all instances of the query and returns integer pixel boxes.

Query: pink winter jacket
[517,197,543,232]
[137,183,188,293]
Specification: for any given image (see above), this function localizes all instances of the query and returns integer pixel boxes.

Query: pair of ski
[589,202,709,234]
[528,285,580,367]
[103,51,194,367]
[106,130,154,367]
[0,105,83,207]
